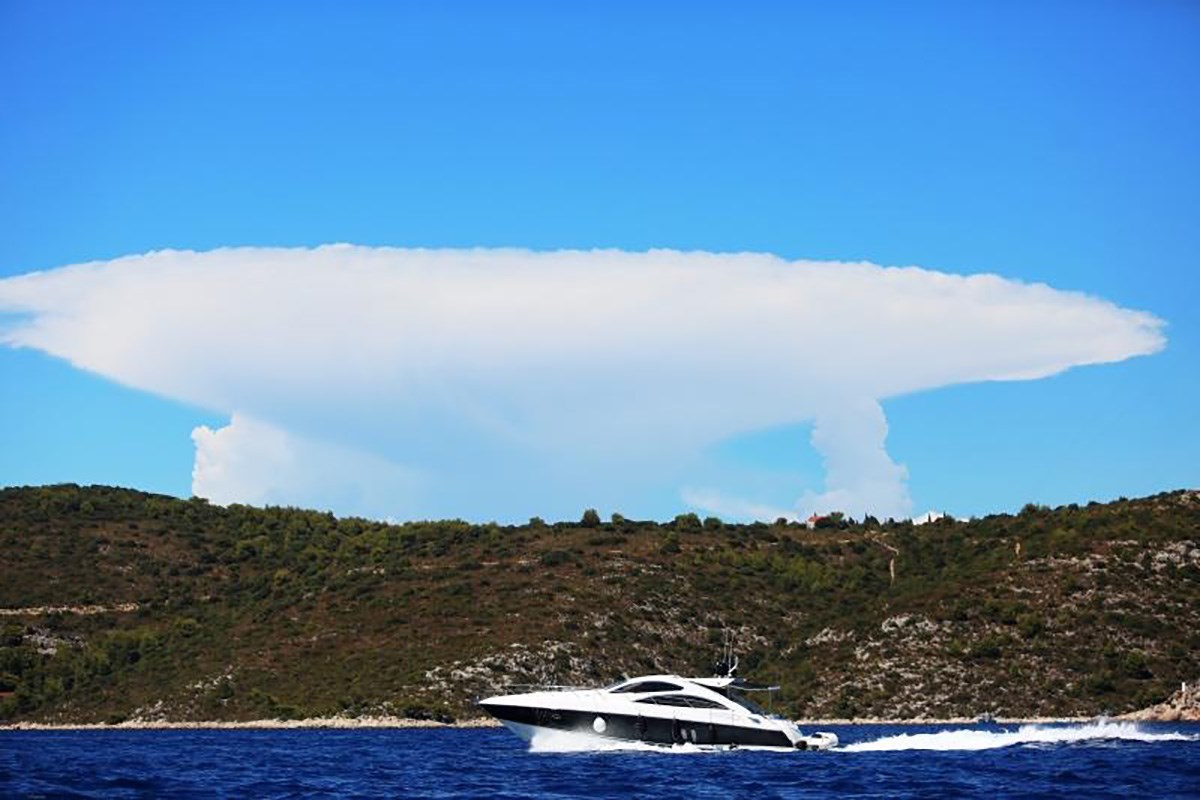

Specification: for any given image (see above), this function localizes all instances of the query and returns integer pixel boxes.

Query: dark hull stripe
[482,703,795,749]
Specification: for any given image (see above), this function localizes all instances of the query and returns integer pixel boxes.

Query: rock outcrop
[1121,681,1200,722]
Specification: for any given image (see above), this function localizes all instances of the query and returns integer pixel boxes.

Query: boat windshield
[718,689,771,716]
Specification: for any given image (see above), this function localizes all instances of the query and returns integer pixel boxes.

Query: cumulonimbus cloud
[0,245,1165,521]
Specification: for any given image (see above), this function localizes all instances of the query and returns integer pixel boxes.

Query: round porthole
[593,716,607,733]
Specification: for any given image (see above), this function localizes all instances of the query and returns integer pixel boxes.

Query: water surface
[2,720,1197,798]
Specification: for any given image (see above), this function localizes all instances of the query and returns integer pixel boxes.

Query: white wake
[841,720,1198,752]
[526,720,1196,755]
[528,727,712,754]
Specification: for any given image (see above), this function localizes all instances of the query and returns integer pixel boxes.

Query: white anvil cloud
[0,245,1165,521]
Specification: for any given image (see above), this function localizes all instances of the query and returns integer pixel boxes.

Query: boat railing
[498,683,597,693]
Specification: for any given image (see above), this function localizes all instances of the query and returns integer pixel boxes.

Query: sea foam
[528,727,716,754]
[528,719,1197,755]
[840,720,1199,752]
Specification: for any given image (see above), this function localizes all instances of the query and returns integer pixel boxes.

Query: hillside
[1,485,1198,724]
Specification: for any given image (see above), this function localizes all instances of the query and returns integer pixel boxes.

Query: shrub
[1017,613,1045,639]
[539,550,574,567]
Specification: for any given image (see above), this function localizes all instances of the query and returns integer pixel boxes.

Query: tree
[580,508,601,528]
[815,512,846,530]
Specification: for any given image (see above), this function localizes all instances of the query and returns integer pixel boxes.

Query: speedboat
[479,668,838,751]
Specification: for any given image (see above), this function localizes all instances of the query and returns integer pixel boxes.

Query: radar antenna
[713,629,739,677]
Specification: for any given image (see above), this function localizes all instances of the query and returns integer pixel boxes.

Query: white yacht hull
[480,677,838,752]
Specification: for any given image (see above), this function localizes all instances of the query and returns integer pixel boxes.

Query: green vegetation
[0,484,1197,723]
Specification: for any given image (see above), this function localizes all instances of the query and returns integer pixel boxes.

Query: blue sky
[1,1,1197,522]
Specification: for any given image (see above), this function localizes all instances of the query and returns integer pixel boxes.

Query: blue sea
[2,720,1197,798]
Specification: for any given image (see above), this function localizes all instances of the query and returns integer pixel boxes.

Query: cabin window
[684,696,725,710]
[635,694,725,709]
[612,680,683,694]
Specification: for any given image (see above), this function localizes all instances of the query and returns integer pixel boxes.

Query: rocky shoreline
[1,716,504,731]
[6,683,1197,731]
[0,715,1108,731]
[1119,682,1200,722]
